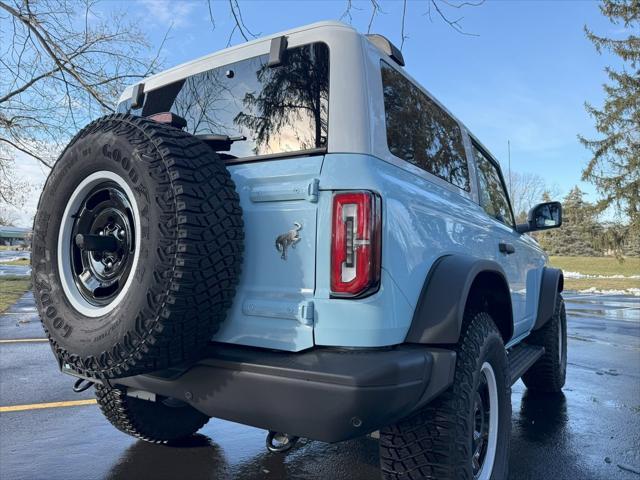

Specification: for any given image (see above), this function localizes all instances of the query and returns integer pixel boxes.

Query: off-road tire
[31,114,243,379]
[522,295,567,392]
[379,312,511,480]
[95,384,209,443]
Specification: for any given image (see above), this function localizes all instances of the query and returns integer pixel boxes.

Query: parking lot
[0,292,638,479]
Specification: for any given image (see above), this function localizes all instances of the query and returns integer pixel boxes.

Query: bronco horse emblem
[275,222,302,260]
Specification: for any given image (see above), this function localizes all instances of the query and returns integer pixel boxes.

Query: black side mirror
[516,201,562,234]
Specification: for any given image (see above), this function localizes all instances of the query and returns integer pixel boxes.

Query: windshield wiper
[196,134,247,152]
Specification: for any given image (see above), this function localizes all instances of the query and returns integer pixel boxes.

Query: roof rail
[365,34,405,67]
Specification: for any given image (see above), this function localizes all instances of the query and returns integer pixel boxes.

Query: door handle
[499,242,515,254]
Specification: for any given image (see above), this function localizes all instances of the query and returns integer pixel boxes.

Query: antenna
[508,140,512,195]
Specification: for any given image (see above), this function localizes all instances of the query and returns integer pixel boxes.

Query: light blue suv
[32,21,566,480]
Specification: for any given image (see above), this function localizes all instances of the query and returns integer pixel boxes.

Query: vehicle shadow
[509,389,596,479]
[106,434,230,480]
[229,436,381,480]
[105,433,381,480]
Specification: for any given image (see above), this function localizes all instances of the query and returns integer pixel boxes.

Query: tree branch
[0,0,114,110]
[0,137,52,168]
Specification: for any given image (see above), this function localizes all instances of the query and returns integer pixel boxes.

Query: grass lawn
[0,275,32,313]
[549,256,640,276]
[561,277,640,291]
[549,256,640,291]
[0,257,30,266]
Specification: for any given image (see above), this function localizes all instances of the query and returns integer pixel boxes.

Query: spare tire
[31,114,243,379]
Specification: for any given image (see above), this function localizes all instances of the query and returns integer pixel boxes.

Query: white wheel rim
[57,171,141,317]
[558,317,563,364]
[473,361,499,480]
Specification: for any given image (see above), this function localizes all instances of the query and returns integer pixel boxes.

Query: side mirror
[516,201,562,234]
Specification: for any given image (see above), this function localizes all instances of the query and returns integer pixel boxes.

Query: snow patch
[1,256,25,263]
[564,271,640,280]
[577,287,640,297]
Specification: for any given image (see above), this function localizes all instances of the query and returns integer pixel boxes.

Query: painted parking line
[0,338,48,344]
[0,399,97,413]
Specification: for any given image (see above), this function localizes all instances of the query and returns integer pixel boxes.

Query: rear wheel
[522,295,567,392]
[379,312,511,480]
[95,384,209,444]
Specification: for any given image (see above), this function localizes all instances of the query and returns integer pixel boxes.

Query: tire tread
[33,114,243,379]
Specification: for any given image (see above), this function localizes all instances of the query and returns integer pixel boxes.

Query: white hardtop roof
[118,21,358,102]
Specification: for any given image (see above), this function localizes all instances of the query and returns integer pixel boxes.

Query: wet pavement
[0,292,638,479]
[0,249,31,276]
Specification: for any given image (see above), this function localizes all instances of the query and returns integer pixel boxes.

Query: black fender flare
[405,254,513,345]
[533,267,564,330]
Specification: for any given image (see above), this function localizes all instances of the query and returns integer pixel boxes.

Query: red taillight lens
[331,191,381,297]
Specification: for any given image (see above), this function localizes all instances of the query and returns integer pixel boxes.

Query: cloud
[140,0,195,28]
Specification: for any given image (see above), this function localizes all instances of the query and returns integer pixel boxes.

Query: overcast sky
[10,0,620,227]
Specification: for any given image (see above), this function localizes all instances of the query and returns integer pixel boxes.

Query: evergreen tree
[578,0,640,234]
[537,187,604,256]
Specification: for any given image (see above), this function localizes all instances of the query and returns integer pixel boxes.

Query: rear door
[215,156,322,351]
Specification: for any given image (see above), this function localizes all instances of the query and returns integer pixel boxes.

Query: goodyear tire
[32,114,243,379]
[96,384,209,443]
[379,312,511,480]
[522,295,567,392]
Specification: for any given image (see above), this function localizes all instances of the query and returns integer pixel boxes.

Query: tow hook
[72,378,95,393]
[266,431,299,453]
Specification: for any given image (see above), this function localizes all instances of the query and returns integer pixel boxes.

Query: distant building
[0,226,32,246]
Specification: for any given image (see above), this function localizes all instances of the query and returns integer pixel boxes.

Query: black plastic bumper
[113,343,456,443]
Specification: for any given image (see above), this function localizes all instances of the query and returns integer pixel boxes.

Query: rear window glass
[118,43,329,159]
[381,62,469,191]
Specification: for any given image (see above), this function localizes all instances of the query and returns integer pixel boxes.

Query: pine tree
[537,187,604,256]
[578,0,640,235]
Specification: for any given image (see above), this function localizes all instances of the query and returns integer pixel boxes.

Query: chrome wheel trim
[473,361,499,480]
[58,171,141,317]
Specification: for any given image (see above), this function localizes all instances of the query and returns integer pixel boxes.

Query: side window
[473,144,515,227]
[381,62,470,191]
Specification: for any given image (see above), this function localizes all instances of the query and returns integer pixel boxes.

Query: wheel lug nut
[119,229,125,238]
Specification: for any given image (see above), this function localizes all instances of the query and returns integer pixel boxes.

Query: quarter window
[473,145,514,227]
[381,62,470,191]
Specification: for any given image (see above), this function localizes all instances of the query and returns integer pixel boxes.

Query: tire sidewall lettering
[35,128,154,345]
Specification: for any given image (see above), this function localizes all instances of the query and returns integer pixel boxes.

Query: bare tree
[508,171,559,223]
[1,0,484,210]
[0,0,165,206]
[0,155,31,205]
[351,0,484,48]
[0,206,19,226]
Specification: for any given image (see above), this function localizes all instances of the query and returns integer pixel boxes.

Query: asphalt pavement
[0,291,638,480]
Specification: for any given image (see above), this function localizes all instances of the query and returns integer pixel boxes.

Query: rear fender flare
[533,267,564,330]
[405,254,513,344]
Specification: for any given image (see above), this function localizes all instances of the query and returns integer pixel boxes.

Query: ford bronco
[32,21,566,480]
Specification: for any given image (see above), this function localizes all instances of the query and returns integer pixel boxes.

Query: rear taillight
[331,191,381,298]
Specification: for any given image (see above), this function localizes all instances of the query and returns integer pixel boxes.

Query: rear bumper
[110,344,455,443]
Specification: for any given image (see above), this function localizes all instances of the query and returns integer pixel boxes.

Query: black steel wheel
[66,181,137,312]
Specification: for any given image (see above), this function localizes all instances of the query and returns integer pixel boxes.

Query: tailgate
[211,155,323,351]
